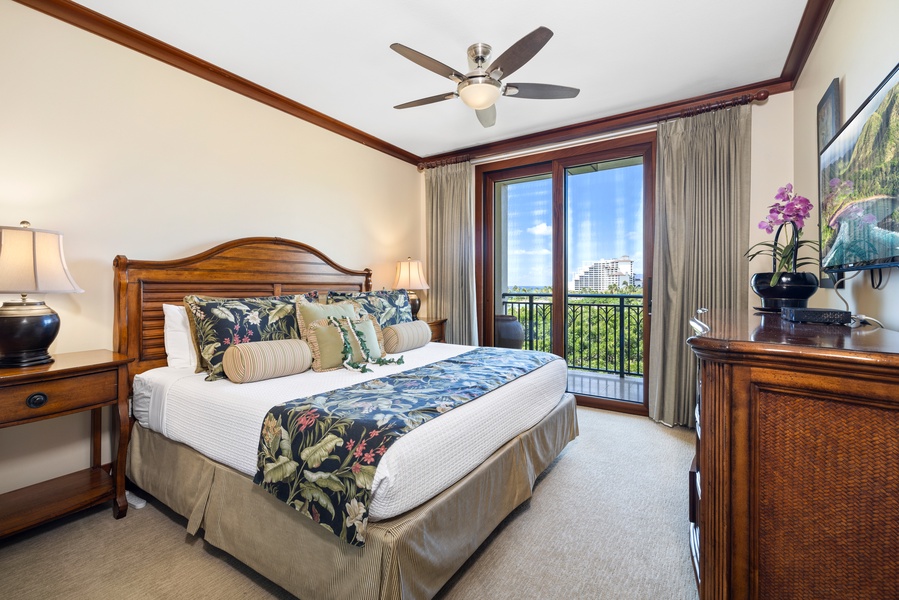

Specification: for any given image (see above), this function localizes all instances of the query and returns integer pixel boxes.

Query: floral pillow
[327,290,413,329]
[184,292,316,381]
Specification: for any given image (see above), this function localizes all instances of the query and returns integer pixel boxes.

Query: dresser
[687,310,899,599]
[0,350,132,538]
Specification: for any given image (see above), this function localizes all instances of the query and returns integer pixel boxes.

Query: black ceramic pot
[750,271,819,310]
[494,315,525,349]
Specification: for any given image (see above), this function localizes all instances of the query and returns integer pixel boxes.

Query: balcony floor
[567,369,644,404]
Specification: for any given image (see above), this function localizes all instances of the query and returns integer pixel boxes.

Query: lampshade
[458,77,502,110]
[0,222,83,367]
[394,257,429,321]
[394,258,430,291]
[0,224,83,294]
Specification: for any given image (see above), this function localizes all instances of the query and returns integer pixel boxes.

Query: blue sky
[503,163,644,288]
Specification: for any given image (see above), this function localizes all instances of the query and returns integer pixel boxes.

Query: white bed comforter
[132,343,567,520]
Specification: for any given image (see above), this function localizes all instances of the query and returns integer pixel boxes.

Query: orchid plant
[745,183,820,286]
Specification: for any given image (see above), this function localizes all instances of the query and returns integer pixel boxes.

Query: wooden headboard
[113,237,372,381]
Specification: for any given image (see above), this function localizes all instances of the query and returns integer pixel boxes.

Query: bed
[114,237,578,599]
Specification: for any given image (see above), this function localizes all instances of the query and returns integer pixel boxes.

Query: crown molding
[781,0,835,84]
[15,0,833,166]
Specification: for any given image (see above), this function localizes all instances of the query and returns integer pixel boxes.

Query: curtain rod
[417,155,471,171]
[668,90,770,120]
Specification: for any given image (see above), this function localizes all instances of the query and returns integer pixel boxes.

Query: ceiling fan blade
[394,92,456,110]
[390,43,465,82]
[486,26,553,80]
[504,83,580,99]
[476,105,496,128]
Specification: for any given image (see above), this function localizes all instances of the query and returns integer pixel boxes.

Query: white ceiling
[72,0,809,158]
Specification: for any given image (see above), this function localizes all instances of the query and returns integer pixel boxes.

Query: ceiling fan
[390,26,580,128]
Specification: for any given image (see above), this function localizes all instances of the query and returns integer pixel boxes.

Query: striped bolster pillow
[222,339,313,383]
[383,320,432,353]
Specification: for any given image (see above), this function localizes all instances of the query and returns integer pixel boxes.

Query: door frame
[475,131,656,414]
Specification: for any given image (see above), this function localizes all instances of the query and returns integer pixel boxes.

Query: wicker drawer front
[0,371,118,425]
[757,387,899,599]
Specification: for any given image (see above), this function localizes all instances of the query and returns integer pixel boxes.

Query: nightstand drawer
[0,370,118,425]
[421,317,446,342]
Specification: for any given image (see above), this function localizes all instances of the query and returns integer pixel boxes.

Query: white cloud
[527,222,552,236]
[511,249,552,255]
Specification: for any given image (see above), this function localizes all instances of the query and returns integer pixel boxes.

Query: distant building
[572,256,634,291]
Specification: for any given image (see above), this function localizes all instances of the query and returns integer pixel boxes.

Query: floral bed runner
[254,346,559,546]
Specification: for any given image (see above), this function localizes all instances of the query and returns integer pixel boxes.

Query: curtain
[425,161,478,345]
[648,106,751,427]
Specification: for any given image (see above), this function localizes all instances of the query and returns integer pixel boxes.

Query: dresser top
[687,309,899,372]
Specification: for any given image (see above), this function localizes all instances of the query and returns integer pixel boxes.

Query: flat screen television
[819,62,899,274]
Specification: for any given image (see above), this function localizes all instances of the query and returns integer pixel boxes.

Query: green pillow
[306,315,385,372]
[296,299,359,339]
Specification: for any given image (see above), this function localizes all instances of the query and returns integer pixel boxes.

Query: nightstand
[0,350,132,538]
[420,317,447,342]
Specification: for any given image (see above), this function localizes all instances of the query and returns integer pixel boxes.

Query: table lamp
[0,221,84,367]
[393,257,430,320]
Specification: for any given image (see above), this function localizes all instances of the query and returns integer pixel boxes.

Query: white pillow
[163,303,198,369]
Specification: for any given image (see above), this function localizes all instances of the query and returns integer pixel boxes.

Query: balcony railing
[500,292,644,378]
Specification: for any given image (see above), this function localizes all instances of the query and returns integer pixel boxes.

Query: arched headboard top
[113,237,372,380]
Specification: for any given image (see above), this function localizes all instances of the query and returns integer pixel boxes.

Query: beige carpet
[0,407,697,599]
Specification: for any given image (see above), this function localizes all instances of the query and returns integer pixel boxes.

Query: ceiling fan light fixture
[392,27,573,129]
[458,77,502,110]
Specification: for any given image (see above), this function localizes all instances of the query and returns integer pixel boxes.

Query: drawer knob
[26,392,48,409]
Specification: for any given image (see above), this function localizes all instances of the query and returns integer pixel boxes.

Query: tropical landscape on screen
[819,64,899,272]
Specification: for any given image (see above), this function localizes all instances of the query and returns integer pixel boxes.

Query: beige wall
[749,92,796,307]
[793,0,899,326]
[0,2,422,493]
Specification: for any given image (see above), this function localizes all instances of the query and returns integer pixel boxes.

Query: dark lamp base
[0,301,60,368]
[408,291,421,320]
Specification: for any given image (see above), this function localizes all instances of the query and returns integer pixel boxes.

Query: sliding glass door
[493,170,553,352]
[564,156,645,405]
[482,135,654,413]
